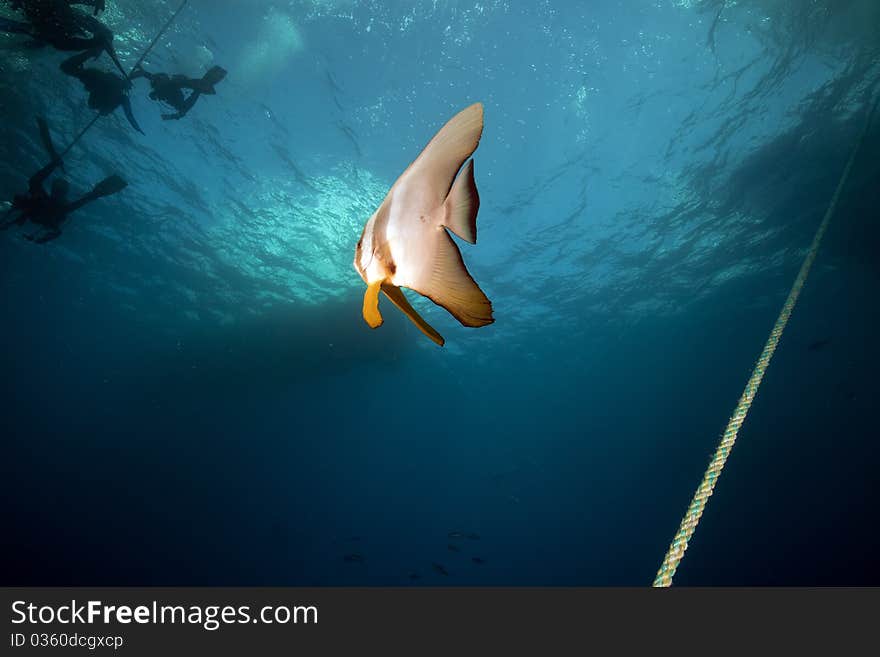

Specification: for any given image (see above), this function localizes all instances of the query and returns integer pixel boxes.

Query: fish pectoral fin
[443,159,479,244]
[362,280,384,328]
[381,283,445,347]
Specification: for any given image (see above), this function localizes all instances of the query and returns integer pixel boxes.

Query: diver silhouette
[1,0,123,74]
[131,64,228,120]
[61,48,144,133]
[8,0,106,15]
[1,118,127,244]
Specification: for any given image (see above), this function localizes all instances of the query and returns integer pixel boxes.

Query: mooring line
[653,96,878,587]
[127,0,189,77]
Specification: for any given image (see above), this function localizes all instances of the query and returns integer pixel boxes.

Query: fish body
[353,103,493,346]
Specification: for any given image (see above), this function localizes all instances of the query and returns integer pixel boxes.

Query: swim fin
[196,65,227,94]
[121,98,144,135]
[91,175,127,198]
[106,45,128,79]
[36,117,65,172]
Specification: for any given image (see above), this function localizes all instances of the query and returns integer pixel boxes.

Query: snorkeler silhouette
[61,48,144,133]
[131,64,228,120]
[8,0,105,14]
[8,0,106,15]
[1,118,127,244]
[1,1,124,74]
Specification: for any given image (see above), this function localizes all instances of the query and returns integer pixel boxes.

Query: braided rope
[128,0,189,77]
[653,98,878,587]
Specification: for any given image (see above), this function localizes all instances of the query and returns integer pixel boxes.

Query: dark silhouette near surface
[1,118,127,243]
[131,64,227,120]
[8,0,106,15]
[1,0,123,74]
[61,48,144,133]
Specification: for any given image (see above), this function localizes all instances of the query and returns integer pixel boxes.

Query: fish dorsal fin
[405,103,484,202]
[402,229,493,328]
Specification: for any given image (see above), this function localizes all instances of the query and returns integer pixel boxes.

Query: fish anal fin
[411,229,493,328]
[362,280,384,328]
[381,283,445,347]
[443,159,479,244]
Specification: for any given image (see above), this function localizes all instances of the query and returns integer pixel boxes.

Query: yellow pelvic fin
[381,283,445,347]
[362,280,384,328]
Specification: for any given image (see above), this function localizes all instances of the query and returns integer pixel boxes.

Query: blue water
[1,0,878,585]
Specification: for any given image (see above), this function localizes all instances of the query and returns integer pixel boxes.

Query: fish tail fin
[381,283,445,346]
[442,159,479,244]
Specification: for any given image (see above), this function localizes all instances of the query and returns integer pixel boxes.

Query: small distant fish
[466,533,481,540]
[448,531,465,539]
[447,544,461,552]
[408,572,421,581]
[472,557,486,565]
[343,553,365,563]
[834,381,856,402]
[807,338,832,352]
[432,563,449,576]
